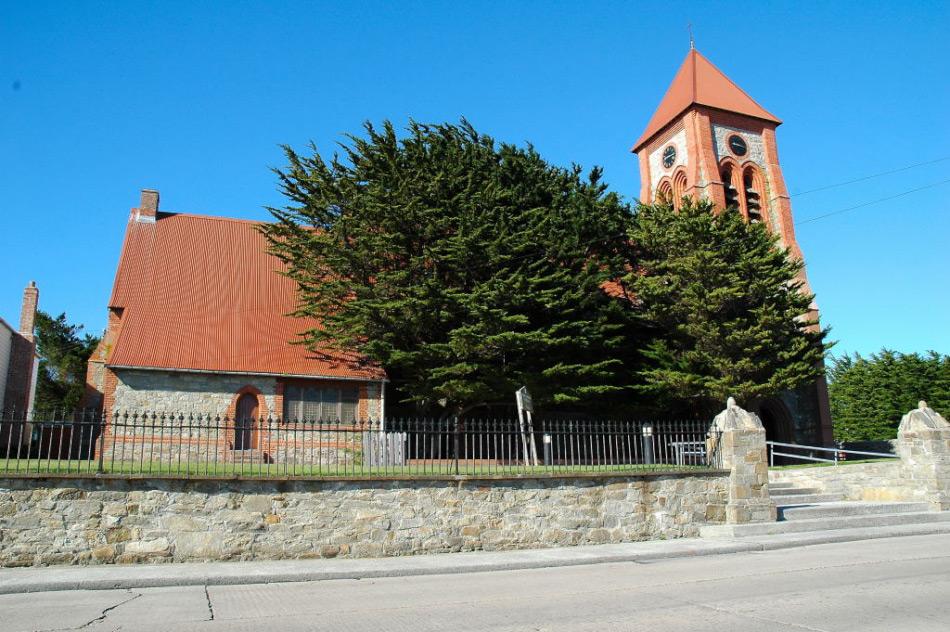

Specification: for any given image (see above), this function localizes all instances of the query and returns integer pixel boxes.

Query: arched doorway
[758,397,795,465]
[234,393,258,450]
[758,398,794,444]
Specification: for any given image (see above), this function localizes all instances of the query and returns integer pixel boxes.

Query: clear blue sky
[2,1,948,358]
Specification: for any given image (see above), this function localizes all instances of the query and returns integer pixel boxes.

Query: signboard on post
[515,386,539,467]
[516,386,533,414]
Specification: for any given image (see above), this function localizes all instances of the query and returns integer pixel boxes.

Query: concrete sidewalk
[4,521,950,595]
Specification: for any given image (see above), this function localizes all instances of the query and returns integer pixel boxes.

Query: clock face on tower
[662,145,676,169]
[728,135,747,156]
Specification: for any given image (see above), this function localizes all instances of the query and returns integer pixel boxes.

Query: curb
[0,540,761,595]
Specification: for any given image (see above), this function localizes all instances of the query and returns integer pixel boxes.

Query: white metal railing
[766,440,898,467]
[670,440,707,466]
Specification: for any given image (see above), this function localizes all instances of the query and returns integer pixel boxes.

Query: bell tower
[632,48,807,265]
[632,49,833,445]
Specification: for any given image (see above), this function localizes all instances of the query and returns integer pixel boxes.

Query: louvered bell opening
[746,192,762,223]
[725,185,740,209]
[722,170,740,209]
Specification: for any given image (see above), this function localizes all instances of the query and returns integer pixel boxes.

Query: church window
[283,384,360,422]
[743,167,763,224]
[656,180,673,205]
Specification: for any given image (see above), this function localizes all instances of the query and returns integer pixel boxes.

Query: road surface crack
[78,590,141,628]
[690,599,831,632]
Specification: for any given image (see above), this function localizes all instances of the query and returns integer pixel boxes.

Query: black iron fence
[0,410,722,478]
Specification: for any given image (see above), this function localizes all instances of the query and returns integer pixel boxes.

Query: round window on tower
[662,145,677,169]
[727,134,748,157]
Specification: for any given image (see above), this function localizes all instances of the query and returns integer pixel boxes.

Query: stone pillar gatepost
[711,397,776,524]
[897,401,950,511]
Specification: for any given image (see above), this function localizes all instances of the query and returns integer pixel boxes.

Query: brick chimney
[19,281,38,341]
[136,189,160,222]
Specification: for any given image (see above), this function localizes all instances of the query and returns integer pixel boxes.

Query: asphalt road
[4,534,949,632]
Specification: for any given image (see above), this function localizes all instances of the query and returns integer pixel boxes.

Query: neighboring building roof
[106,211,386,381]
[632,49,781,152]
[0,315,16,336]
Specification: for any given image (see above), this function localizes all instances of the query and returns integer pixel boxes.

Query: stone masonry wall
[365,382,382,421]
[113,370,279,416]
[768,461,910,502]
[0,472,728,567]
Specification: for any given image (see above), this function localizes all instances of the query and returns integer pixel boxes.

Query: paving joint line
[204,584,215,621]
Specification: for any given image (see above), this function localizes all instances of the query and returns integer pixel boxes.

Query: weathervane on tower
[688,22,695,50]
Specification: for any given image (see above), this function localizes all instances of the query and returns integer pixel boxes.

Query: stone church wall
[112,369,280,417]
[111,368,382,421]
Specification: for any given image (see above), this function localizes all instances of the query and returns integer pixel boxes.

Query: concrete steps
[225,450,271,465]
[701,481,946,540]
[769,486,821,495]
[772,493,846,505]
[778,501,930,520]
[768,482,796,490]
[736,521,950,550]
[702,509,950,538]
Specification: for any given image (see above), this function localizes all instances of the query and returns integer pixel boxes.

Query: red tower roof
[633,49,781,152]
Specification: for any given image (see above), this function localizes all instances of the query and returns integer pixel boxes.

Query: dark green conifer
[263,120,635,415]
[32,311,100,412]
[829,350,950,441]
[625,199,830,416]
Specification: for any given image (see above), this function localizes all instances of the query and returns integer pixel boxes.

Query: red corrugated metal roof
[106,211,385,381]
[633,49,781,152]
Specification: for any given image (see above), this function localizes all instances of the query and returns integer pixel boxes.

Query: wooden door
[235,393,258,450]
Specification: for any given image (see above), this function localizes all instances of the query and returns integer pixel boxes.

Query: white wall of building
[0,319,13,406]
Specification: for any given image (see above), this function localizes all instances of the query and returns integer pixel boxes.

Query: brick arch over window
[719,158,742,212]
[225,385,269,420]
[656,178,674,205]
[742,165,767,225]
[671,169,688,209]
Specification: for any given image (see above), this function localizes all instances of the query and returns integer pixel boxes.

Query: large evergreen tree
[263,120,636,415]
[33,311,100,412]
[624,199,830,416]
[829,350,950,441]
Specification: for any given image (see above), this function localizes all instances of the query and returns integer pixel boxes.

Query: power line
[795,177,950,226]
[790,156,950,197]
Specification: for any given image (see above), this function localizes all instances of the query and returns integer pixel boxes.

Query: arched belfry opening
[721,164,740,210]
[656,179,673,205]
[672,169,688,208]
[743,166,764,224]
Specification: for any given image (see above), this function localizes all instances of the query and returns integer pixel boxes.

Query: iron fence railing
[0,410,722,478]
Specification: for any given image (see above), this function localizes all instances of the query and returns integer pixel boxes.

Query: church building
[83,48,834,453]
[83,190,388,460]
[632,47,833,446]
